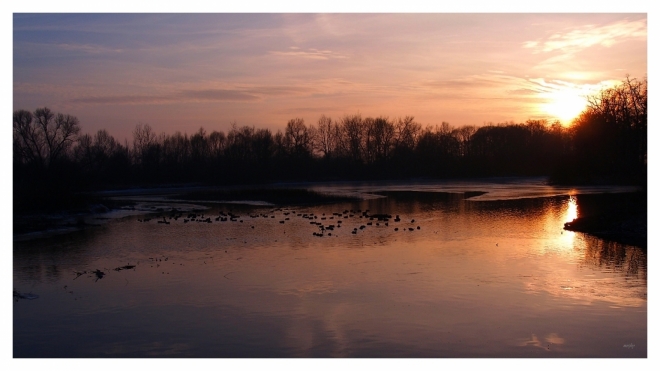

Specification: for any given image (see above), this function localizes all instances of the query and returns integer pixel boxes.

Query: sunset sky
[12,9,648,142]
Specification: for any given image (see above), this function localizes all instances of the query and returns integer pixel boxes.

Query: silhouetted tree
[190,127,210,162]
[13,107,82,212]
[452,125,476,158]
[314,115,336,158]
[284,118,313,157]
[340,114,365,163]
[74,129,130,185]
[565,76,647,184]
[225,123,255,163]
[13,107,80,167]
[21,95,644,208]
[413,122,460,176]
[389,116,421,176]
[132,123,157,165]
[365,116,395,162]
[251,128,276,180]
[393,116,421,152]
[209,130,226,158]
[162,131,191,168]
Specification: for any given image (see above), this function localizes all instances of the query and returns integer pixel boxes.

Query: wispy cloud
[523,18,646,54]
[272,106,347,115]
[252,85,316,96]
[527,77,618,95]
[67,84,326,105]
[270,47,348,60]
[422,73,620,97]
[179,89,263,102]
[418,74,538,98]
[56,43,124,54]
[71,89,260,105]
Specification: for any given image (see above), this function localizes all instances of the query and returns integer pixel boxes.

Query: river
[13,178,646,357]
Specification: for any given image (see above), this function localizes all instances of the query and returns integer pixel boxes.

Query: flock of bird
[27,205,424,301]
[62,206,423,286]
[137,206,422,238]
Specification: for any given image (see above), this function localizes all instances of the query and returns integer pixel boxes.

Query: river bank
[13,178,645,246]
[564,192,647,248]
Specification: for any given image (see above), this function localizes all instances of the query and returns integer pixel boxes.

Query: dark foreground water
[13,180,646,357]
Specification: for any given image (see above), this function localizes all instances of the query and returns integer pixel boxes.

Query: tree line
[13,77,647,212]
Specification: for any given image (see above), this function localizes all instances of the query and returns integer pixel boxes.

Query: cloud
[421,79,487,89]
[67,84,327,106]
[56,43,124,54]
[523,18,647,54]
[250,86,316,96]
[13,41,125,59]
[70,95,168,105]
[506,88,542,96]
[419,73,535,95]
[270,47,348,60]
[272,106,342,115]
[70,89,261,105]
[179,89,261,101]
[526,77,617,95]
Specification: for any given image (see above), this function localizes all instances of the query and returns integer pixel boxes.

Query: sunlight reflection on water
[565,196,578,224]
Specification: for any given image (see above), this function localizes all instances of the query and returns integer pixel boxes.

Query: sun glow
[541,87,589,125]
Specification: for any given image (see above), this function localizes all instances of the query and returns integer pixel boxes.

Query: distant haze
[13,13,647,142]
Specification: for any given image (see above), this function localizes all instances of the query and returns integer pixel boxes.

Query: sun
[541,88,589,125]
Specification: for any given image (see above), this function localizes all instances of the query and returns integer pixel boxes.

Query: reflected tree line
[580,236,646,279]
[14,77,646,212]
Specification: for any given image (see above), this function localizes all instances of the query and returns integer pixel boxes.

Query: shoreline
[564,214,647,248]
[14,179,646,245]
[564,192,647,248]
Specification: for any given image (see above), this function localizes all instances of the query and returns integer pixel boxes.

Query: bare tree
[209,131,226,158]
[132,123,157,164]
[225,123,256,162]
[162,131,190,165]
[330,119,346,158]
[74,129,126,173]
[13,109,40,165]
[94,129,121,157]
[314,115,335,158]
[73,133,94,168]
[573,75,647,175]
[587,75,647,132]
[285,117,312,156]
[13,107,81,167]
[394,116,421,152]
[251,128,275,162]
[363,117,376,162]
[369,116,395,161]
[190,127,210,161]
[452,125,477,157]
[340,114,364,162]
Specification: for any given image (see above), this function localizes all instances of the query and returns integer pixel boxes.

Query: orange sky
[12,9,648,141]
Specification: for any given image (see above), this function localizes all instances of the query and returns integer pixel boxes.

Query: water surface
[13,180,646,357]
